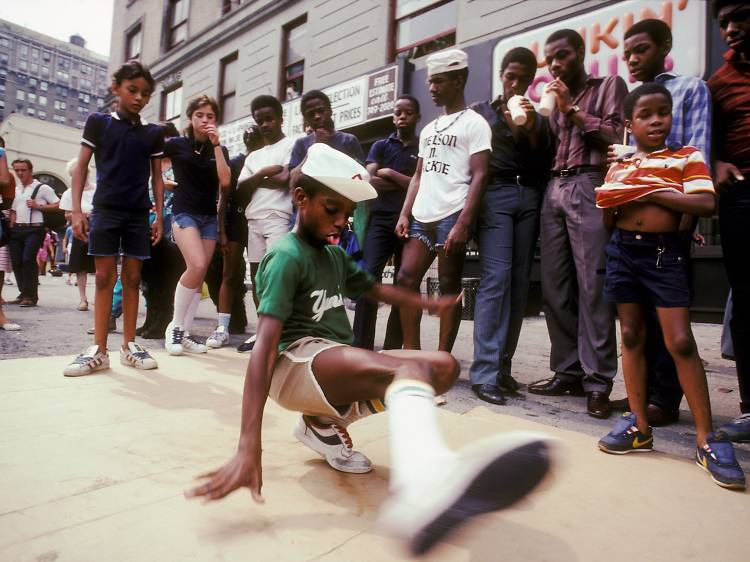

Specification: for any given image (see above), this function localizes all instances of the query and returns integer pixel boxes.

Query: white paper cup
[507,95,527,125]
[611,144,635,159]
[538,88,557,117]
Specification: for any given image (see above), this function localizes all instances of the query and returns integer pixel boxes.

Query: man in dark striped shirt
[709,0,750,443]
[528,29,627,420]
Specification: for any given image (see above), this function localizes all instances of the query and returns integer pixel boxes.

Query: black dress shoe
[610,397,629,411]
[472,384,506,405]
[528,375,585,396]
[498,373,520,393]
[647,403,679,427]
[587,391,611,419]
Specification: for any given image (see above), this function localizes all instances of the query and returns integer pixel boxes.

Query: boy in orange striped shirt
[595,83,745,489]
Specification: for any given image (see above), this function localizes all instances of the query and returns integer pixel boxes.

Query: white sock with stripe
[184,290,202,333]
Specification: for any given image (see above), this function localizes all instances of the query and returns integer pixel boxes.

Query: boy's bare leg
[437,249,465,352]
[312,346,459,406]
[93,256,117,352]
[617,303,651,434]
[121,257,143,347]
[218,241,243,313]
[656,306,713,445]
[77,272,88,304]
[395,239,435,349]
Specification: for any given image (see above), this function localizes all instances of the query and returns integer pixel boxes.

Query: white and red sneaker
[63,345,110,377]
[293,415,373,474]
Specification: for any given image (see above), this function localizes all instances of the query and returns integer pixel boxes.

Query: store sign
[220,65,399,157]
[491,0,705,102]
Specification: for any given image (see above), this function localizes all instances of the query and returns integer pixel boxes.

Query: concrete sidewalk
[0,350,746,562]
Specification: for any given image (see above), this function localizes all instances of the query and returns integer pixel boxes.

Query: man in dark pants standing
[352,95,420,350]
[710,0,750,442]
[468,47,554,405]
[8,159,59,307]
[528,29,627,419]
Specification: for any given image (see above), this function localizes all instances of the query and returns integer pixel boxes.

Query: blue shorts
[173,212,219,241]
[604,229,689,308]
[409,211,462,252]
[88,208,151,260]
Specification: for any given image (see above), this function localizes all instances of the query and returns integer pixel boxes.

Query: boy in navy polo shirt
[63,61,165,377]
[352,95,420,350]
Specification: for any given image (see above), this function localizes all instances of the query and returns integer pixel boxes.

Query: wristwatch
[566,104,581,116]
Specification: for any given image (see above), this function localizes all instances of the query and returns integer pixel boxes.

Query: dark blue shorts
[88,208,151,260]
[604,229,689,308]
[409,210,463,252]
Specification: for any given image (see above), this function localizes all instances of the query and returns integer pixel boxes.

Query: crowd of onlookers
[0,1,747,490]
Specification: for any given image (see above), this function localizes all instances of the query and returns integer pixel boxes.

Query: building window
[391,0,457,60]
[29,77,37,87]
[38,109,46,119]
[40,81,48,91]
[81,63,90,75]
[19,44,28,58]
[281,16,307,101]
[18,60,27,71]
[27,107,35,117]
[43,50,52,62]
[0,36,10,48]
[31,48,39,59]
[16,89,25,101]
[53,114,67,124]
[0,53,8,65]
[58,56,70,69]
[41,65,49,77]
[28,92,36,103]
[39,95,47,106]
[30,62,38,74]
[56,70,70,84]
[161,83,183,124]
[79,92,91,104]
[0,100,4,110]
[167,0,190,49]
[126,23,142,59]
[54,100,67,110]
[221,0,242,15]
[219,53,238,123]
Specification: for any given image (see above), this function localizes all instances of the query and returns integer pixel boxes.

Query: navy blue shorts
[604,229,689,308]
[88,208,151,260]
[409,210,463,252]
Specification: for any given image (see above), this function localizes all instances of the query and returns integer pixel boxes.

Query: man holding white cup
[468,47,554,405]
[528,29,627,420]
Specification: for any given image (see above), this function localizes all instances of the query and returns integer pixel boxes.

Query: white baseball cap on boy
[426,48,469,77]
[301,143,376,203]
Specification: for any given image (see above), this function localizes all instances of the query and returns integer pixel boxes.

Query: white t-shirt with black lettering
[412,108,491,223]
[239,135,297,221]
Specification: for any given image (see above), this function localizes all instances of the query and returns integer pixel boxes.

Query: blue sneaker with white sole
[598,412,653,454]
[717,413,750,443]
[695,431,746,490]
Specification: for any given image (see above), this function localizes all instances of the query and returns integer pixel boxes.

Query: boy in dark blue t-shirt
[64,61,165,377]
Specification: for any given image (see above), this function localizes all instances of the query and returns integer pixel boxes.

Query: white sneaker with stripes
[63,345,110,377]
[182,334,207,354]
[120,342,158,370]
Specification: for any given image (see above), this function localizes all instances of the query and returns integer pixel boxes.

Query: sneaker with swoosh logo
[293,415,373,473]
[696,432,746,490]
[598,412,653,454]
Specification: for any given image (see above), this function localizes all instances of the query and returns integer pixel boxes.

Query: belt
[492,174,546,187]
[552,165,605,178]
[14,222,44,227]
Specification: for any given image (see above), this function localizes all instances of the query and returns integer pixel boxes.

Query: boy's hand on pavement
[185,450,264,503]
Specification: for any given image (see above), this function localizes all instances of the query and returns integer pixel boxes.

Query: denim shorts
[409,210,462,252]
[88,207,151,260]
[173,212,219,241]
[604,229,689,308]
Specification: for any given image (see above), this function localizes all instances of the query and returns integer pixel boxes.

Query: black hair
[0,135,4,148]
[11,158,33,172]
[624,18,672,48]
[251,94,283,118]
[624,82,672,119]
[443,67,469,88]
[300,90,331,112]
[545,29,585,52]
[500,46,538,74]
[113,60,155,90]
[396,94,420,114]
[713,0,743,18]
[185,94,221,138]
[160,121,180,139]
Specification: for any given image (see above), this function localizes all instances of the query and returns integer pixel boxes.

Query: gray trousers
[540,172,617,392]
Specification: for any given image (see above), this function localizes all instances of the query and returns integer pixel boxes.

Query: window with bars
[281,15,307,102]
[219,53,238,123]
[167,0,190,49]
[390,0,457,60]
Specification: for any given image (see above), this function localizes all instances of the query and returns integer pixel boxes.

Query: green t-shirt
[256,232,376,351]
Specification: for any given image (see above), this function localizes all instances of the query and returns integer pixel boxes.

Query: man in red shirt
[708,1,750,442]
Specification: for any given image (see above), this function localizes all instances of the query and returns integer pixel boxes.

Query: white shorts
[246,214,290,262]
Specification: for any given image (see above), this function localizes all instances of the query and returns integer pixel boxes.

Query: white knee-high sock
[172,282,195,328]
[184,290,202,332]
[385,379,455,492]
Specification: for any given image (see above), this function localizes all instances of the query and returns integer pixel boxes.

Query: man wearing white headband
[395,48,492,364]
[187,143,553,556]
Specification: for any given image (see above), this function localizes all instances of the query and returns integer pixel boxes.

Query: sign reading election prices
[491,0,706,102]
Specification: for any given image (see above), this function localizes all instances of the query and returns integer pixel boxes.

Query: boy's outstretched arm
[186,315,282,503]
[366,283,461,318]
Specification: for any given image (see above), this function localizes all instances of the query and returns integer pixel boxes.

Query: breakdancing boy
[186,143,553,555]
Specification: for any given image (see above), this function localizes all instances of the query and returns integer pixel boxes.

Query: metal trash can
[425,277,480,320]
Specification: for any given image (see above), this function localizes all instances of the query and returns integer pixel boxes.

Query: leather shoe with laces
[587,391,611,419]
[472,384,506,405]
[528,375,585,396]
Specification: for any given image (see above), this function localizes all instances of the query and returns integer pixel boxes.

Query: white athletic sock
[172,283,195,328]
[385,379,455,492]
[217,312,231,330]
[184,291,202,332]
